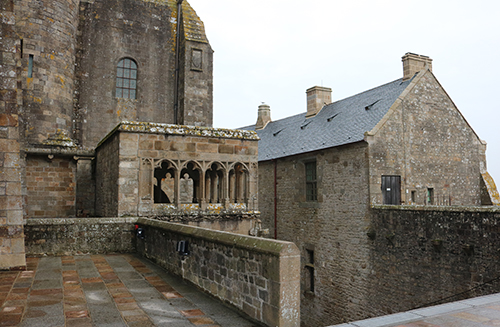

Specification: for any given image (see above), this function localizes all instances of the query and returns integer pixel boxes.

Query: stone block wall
[366,205,500,316]
[15,0,79,145]
[75,158,95,217]
[178,39,213,127]
[0,113,25,269]
[366,70,486,206]
[24,217,136,256]
[0,7,25,269]
[136,218,300,327]
[25,155,76,218]
[75,0,213,148]
[258,142,373,326]
[95,132,120,217]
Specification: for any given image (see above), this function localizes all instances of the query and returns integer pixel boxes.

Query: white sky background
[188,0,500,185]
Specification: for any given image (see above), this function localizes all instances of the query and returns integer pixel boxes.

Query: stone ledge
[138,217,298,257]
[371,204,500,213]
[25,147,95,157]
[24,217,139,225]
[98,121,259,148]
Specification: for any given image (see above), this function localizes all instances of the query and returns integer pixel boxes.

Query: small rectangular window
[411,190,416,204]
[305,161,317,201]
[427,188,434,205]
[28,54,33,78]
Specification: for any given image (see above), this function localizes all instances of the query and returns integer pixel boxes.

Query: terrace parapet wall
[96,122,260,218]
[366,205,500,316]
[136,218,300,327]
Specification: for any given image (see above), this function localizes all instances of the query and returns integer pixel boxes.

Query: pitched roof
[242,77,413,161]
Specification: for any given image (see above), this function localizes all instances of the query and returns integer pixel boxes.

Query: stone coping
[137,217,298,257]
[25,147,95,157]
[371,204,500,213]
[24,217,139,225]
[97,121,259,147]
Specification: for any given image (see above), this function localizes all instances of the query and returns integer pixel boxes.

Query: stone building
[246,53,500,326]
[0,0,259,270]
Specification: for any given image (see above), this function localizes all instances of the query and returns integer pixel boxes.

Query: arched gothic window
[116,58,137,99]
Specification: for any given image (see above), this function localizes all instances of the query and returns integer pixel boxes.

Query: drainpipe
[274,159,277,239]
[173,0,183,124]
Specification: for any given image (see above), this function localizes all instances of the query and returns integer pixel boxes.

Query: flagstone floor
[331,293,500,327]
[0,254,260,327]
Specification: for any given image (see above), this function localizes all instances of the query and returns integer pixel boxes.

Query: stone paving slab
[328,292,500,327]
[0,254,261,327]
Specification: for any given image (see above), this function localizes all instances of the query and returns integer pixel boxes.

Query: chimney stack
[306,86,332,118]
[402,53,432,81]
[255,102,271,130]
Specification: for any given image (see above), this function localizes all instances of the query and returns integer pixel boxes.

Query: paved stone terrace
[331,293,500,327]
[0,254,260,327]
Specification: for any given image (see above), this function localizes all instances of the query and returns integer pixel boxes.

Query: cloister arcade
[141,158,252,210]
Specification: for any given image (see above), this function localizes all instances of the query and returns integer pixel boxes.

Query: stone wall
[25,155,77,218]
[178,34,213,127]
[0,5,25,269]
[16,0,79,145]
[0,115,25,269]
[136,218,300,327]
[366,205,500,315]
[24,217,137,256]
[75,158,95,217]
[258,142,373,326]
[95,131,120,217]
[75,0,213,148]
[366,70,486,206]
[76,0,174,147]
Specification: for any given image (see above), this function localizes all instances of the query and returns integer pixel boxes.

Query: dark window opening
[28,54,33,78]
[411,190,416,204]
[305,249,315,293]
[116,58,137,99]
[305,161,317,201]
[154,161,175,204]
[427,188,434,205]
[381,175,401,205]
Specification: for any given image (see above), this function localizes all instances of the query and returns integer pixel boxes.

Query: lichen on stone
[42,129,77,147]
[116,121,259,140]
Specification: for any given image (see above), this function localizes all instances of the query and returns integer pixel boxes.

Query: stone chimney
[306,86,332,118]
[402,52,433,81]
[255,102,271,130]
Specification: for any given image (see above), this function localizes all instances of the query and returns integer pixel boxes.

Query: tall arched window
[116,58,137,99]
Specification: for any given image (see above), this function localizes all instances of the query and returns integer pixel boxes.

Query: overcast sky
[188,0,500,185]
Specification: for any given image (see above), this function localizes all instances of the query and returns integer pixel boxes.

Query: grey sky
[189,0,500,184]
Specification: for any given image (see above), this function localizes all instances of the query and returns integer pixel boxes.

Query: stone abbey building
[1,0,259,269]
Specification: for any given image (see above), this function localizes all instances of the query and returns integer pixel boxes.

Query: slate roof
[241,77,413,161]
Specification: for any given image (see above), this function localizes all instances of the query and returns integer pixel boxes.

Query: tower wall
[16,0,80,145]
[75,0,176,148]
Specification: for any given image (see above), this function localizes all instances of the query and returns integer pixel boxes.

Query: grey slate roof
[241,77,413,162]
